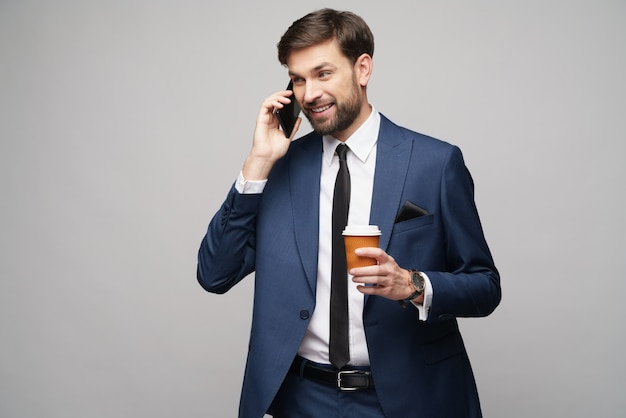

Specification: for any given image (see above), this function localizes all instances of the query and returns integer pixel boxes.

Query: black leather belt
[289,356,374,391]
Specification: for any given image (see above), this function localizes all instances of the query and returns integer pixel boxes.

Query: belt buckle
[336,370,370,391]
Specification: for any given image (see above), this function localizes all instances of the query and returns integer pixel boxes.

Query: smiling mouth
[309,104,333,113]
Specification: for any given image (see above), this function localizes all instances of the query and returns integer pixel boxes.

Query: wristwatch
[398,269,425,308]
[407,269,425,300]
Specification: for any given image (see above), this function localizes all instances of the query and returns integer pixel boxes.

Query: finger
[354,247,386,262]
[351,274,377,286]
[356,284,396,300]
[267,91,295,111]
[355,284,378,295]
[349,263,382,278]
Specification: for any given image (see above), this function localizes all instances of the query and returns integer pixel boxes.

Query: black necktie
[329,143,350,369]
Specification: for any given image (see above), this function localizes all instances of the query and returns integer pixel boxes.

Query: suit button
[299,310,310,320]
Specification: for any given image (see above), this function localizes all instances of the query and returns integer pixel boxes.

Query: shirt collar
[323,106,380,165]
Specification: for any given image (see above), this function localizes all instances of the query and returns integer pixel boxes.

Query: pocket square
[395,200,429,223]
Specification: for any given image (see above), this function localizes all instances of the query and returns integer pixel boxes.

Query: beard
[303,78,362,137]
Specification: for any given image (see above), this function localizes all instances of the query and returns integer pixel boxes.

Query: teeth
[312,104,332,113]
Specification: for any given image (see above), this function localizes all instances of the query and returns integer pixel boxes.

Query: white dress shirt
[236,107,432,366]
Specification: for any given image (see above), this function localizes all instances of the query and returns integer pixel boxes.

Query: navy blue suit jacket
[197,115,501,417]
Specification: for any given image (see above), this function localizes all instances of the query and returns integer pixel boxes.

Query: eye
[319,71,331,79]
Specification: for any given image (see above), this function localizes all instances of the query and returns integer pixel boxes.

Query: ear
[354,53,373,87]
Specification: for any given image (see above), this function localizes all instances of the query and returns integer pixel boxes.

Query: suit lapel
[370,116,413,252]
[290,136,323,294]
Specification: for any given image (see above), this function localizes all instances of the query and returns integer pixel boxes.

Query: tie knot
[336,143,349,162]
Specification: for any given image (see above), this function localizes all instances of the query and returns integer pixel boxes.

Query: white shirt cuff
[411,272,433,321]
[235,171,267,194]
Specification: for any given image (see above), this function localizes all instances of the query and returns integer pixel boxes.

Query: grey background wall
[1,1,624,417]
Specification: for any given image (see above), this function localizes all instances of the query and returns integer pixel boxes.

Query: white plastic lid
[342,225,381,236]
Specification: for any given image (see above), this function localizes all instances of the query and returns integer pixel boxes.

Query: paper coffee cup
[342,225,381,270]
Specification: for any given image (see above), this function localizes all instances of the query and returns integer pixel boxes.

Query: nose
[302,80,323,105]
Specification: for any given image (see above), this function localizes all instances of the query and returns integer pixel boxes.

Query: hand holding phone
[275,81,301,138]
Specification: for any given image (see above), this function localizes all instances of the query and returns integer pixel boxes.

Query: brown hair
[277,8,375,66]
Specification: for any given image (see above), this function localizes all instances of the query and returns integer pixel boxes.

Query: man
[197,8,500,418]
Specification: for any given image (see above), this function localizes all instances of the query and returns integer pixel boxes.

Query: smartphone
[276,80,301,138]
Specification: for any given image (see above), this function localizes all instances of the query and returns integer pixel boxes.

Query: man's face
[287,40,370,140]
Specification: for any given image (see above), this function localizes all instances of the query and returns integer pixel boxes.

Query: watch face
[411,271,425,292]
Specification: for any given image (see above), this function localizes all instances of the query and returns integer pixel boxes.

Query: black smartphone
[276,80,301,137]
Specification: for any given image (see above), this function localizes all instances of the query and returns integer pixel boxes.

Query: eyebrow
[289,62,336,78]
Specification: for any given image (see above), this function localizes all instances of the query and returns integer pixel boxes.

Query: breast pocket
[392,213,435,235]
[388,214,438,267]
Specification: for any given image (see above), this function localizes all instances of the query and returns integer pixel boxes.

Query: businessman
[197,8,501,418]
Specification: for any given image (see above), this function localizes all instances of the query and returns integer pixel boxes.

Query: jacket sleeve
[196,184,261,294]
[424,146,501,321]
